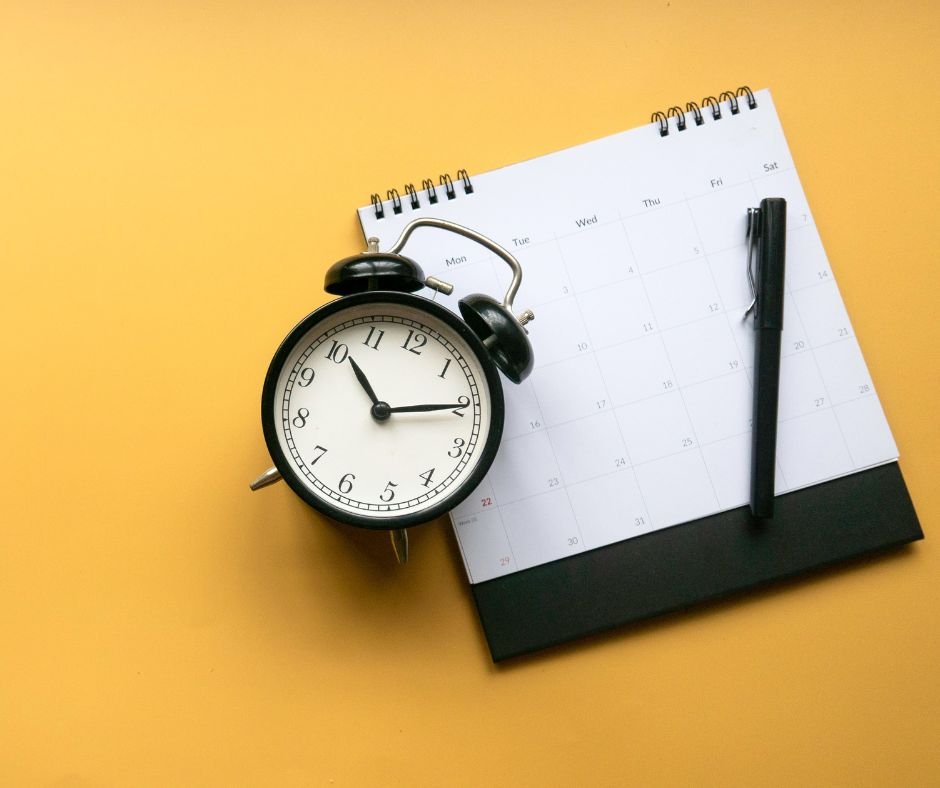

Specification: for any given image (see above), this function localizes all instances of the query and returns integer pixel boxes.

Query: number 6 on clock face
[261,291,505,529]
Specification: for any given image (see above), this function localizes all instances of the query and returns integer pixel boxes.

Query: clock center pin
[370,401,391,422]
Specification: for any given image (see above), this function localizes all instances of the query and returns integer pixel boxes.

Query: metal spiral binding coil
[736,85,757,110]
[652,85,758,137]
[667,106,687,132]
[440,173,455,199]
[370,170,474,219]
[651,110,668,137]
[718,90,740,114]
[702,96,721,120]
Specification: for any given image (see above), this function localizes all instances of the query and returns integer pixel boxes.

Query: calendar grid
[551,230,648,548]
[786,269,860,469]
[358,88,899,584]
[680,185,773,492]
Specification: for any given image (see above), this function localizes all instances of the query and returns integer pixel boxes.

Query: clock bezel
[261,290,506,530]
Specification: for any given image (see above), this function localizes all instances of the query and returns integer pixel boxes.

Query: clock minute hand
[347,356,380,405]
[387,402,467,414]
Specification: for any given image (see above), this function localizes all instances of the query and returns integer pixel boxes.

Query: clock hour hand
[387,402,467,414]
[347,356,380,406]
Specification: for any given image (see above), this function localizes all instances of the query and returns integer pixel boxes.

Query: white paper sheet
[358,90,898,584]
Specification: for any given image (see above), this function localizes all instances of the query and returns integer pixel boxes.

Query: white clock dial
[267,298,499,525]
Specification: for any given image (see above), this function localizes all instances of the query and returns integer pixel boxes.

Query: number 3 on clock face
[261,291,505,529]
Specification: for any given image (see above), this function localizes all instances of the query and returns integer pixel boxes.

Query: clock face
[262,292,504,529]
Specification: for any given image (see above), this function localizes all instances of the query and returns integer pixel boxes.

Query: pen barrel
[756,197,786,329]
[750,197,786,518]
[751,327,782,517]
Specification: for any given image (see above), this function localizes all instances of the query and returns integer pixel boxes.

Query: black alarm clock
[249,218,535,562]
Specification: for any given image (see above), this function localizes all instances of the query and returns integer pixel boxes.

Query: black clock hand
[347,356,380,406]
[387,402,468,414]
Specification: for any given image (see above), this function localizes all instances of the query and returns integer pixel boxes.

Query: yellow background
[2,1,938,785]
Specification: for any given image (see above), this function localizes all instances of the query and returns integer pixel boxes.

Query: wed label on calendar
[358,89,898,584]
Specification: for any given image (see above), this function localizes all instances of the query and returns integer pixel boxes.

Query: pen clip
[743,206,761,321]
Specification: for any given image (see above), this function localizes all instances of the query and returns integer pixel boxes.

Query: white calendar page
[357,89,898,584]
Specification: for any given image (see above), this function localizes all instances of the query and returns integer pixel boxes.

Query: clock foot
[390,529,409,564]
[249,466,282,491]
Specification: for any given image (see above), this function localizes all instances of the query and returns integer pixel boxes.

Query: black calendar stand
[471,462,922,661]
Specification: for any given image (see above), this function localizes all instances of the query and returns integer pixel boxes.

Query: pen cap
[757,198,787,330]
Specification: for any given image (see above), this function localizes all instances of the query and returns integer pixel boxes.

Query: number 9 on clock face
[261,291,505,529]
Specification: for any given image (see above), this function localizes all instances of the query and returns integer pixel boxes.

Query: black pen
[746,197,787,518]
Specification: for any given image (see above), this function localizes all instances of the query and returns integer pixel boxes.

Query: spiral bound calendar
[357,87,921,659]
